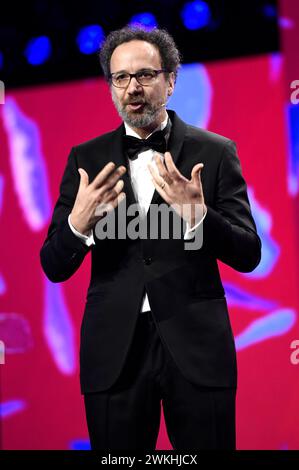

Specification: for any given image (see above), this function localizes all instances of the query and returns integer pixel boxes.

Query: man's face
[110,40,175,129]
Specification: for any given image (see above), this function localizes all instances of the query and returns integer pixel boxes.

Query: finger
[94,191,126,217]
[96,166,126,195]
[164,152,185,182]
[102,179,124,203]
[99,169,125,197]
[92,162,126,189]
[78,168,89,188]
[148,162,166,189]
[150,172,171,205]
[153,153,172,184]
[109,191,126,209]
[191,163,204,185]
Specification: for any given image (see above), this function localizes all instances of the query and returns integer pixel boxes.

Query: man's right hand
[70,162,126,235]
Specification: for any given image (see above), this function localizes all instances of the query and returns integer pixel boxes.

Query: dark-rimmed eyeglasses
[109,69,169,88]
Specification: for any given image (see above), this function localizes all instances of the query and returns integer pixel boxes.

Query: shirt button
[143,257,152,265]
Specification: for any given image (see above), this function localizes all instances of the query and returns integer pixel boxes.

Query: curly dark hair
[99,26,182,83]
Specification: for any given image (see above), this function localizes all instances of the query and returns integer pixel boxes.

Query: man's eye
[138,71,154,78]
[115,74,128,81]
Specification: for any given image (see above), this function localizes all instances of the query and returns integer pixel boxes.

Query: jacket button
[143,257,152,265]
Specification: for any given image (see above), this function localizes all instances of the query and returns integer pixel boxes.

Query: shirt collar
[124,113,169,139]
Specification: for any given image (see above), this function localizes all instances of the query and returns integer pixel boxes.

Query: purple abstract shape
[279,443,289,450]
[269,53,283,82]
[244,187,280,278]
[43,277,76,375]
[0,400,26,418]
[224,282,278,311]
[279,17,294,30]
[1,97,51,230]
[0,174,4,214]
[168,63,212,128]
[235,308,296,351]
[0,313,33,353]
[0,273,6,295]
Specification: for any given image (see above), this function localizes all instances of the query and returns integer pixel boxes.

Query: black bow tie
[123,128,168,160]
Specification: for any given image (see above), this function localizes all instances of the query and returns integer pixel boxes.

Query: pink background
[1,52,299,449]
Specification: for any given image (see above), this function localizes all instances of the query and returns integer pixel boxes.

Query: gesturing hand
[148,152,206,228]
[70,162,126,235]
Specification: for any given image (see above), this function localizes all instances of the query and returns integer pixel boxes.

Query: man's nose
[127,76,143,93]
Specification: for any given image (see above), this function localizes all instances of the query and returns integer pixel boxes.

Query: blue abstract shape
[24,36,52,66]
[77,25,105,54]
[70,439,91,450]
[43,278,76,375]
[235,309,296,351]
[181,1,211,30]
[168,63,212,128]
[1,97,52,230]
[224,282,278,311]
[244,187,280,278]
[262,4,277,19]
[0,400,26,418]
[129,13,158,30]
[286,103,299,196]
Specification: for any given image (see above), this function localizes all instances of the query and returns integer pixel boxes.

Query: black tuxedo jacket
[40,110,261,394]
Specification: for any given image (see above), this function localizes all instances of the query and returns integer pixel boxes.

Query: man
[40,26,261,450]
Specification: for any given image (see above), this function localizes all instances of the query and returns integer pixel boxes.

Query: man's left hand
[148,152,206,229]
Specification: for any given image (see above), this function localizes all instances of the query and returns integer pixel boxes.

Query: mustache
[125,99,147,105]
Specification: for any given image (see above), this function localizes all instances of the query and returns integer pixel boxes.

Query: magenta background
[1,53,299,449]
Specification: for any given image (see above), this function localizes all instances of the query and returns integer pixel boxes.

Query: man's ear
[168,72,175,96]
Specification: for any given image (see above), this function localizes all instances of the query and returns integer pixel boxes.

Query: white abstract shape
[236,309,297,351]
[1,97,51,231]
[244,187,280,278]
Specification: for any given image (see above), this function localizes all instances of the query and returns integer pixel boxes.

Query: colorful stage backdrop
[1,53,299,449]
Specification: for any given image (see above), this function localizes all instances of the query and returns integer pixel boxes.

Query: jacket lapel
[106,123,137,208]
[149,109,187,206]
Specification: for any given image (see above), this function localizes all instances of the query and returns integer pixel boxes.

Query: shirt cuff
[183,206,207,240]
[68,214,95,246]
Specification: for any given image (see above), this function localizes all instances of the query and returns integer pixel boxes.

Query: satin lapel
[149,109,187,207]
[107,123,137,208]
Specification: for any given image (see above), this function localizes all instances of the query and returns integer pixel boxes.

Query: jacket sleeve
[202,140,262,272]
[40,147,91,282]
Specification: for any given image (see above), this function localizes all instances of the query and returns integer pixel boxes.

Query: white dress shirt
[68,113,207,312]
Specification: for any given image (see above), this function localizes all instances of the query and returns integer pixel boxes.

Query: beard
[112,91,164,128]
